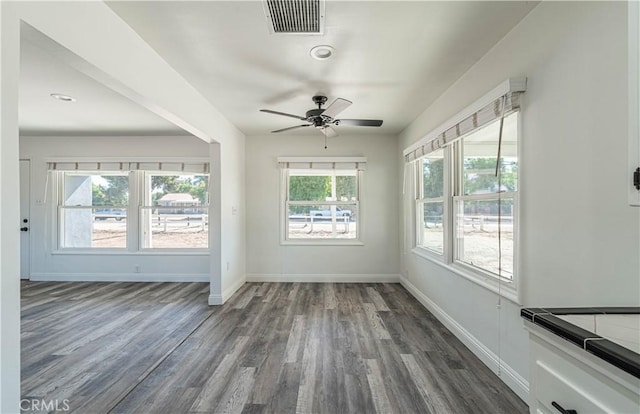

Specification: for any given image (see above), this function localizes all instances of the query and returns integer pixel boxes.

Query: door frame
[20,159,31,279]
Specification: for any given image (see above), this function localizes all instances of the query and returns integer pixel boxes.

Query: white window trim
[451,193,520,301]
[53,168,210,253]
[414,147,451,258]
[406,84,523,304]
[56,170,130,252]
[139,171,209,252]
[451,112,520,291]
[51,250,209,256]
[280,168,364,245]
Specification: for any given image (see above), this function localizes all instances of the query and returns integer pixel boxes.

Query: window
[285,170,358,241]
[413,112,518,281]
[59,172,129,248]
[54,162,209,251]
[279,157,365,244]
[406,83,524,295]
[142,173,209,249]
[454,113,518,279]
[416,149,446,254]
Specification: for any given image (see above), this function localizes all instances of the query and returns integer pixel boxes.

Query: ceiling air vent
[263,0,325,35]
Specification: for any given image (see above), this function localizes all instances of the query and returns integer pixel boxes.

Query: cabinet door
[630,1,640,206]
[530,334,640,414]
[536,361,607,413]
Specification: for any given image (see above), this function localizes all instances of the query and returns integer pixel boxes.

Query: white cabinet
[525,322,640,414]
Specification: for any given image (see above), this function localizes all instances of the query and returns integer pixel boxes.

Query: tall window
[55,164,209,251]
[59,172,129,248]
[454,112,518,279]
[412,107,519,284]
[416,149,445,254]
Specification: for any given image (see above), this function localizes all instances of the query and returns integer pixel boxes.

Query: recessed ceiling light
[310,45,334,61]
[50,93,76,102]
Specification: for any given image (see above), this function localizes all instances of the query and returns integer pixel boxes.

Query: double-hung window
[53,161,209,251]
[279,157,365,244]
[454,112,518,280]
[406,79,525,295]
[416,149,446,254]
[59,172,129,249]
[141,173,209,249]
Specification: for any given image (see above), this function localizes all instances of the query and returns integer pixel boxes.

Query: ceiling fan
[260,95,383,139]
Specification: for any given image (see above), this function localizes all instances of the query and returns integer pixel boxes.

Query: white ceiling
[19,36,188,136]
[19,1,538,137]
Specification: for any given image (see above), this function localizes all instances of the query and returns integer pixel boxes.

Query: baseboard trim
[208,293,223,306]
[246,273,401,283]
[399,276,529,401]
[208,276,247,306]
[29,272,209,283]
[222,277,246,303]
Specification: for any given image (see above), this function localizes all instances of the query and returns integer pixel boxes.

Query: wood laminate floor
[21,281,527,414]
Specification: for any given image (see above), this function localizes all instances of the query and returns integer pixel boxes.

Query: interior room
[1,1,639,413]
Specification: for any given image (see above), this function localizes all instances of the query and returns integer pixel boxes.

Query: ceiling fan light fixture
[310,45,334,60]
[50,93,76,102]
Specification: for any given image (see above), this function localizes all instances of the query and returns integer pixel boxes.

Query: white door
[20,159,30,279]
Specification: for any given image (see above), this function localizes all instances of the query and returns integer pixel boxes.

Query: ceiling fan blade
[260,109,306,120]
[272,124,311,133]
[322,98,352,119]
[335,119,383,127]
[321,126,339,138]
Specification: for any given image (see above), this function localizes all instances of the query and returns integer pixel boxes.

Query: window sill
[280,239,364,246]
[411,248,520,305]
[412,246,445,262]
[52,249,210,256]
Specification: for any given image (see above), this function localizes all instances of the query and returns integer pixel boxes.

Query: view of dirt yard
[288,217,357,239]
[423,217,514,278]
[93,215,510,277]
[92,215,208,248]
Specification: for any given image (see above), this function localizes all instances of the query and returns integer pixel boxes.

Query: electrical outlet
[135,265,141,273]
[226,262,230,271]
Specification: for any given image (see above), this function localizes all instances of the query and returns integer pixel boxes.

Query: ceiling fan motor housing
[305,108,324,118]
[305,108,330,127]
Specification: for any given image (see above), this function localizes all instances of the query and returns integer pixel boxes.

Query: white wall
[9,1,248,306]
[219,136,246,302]
[0,3,22,411]
[2,3,247,409]
[399,1,639,401]
[19,135,211,282]
[246,134,399,281]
